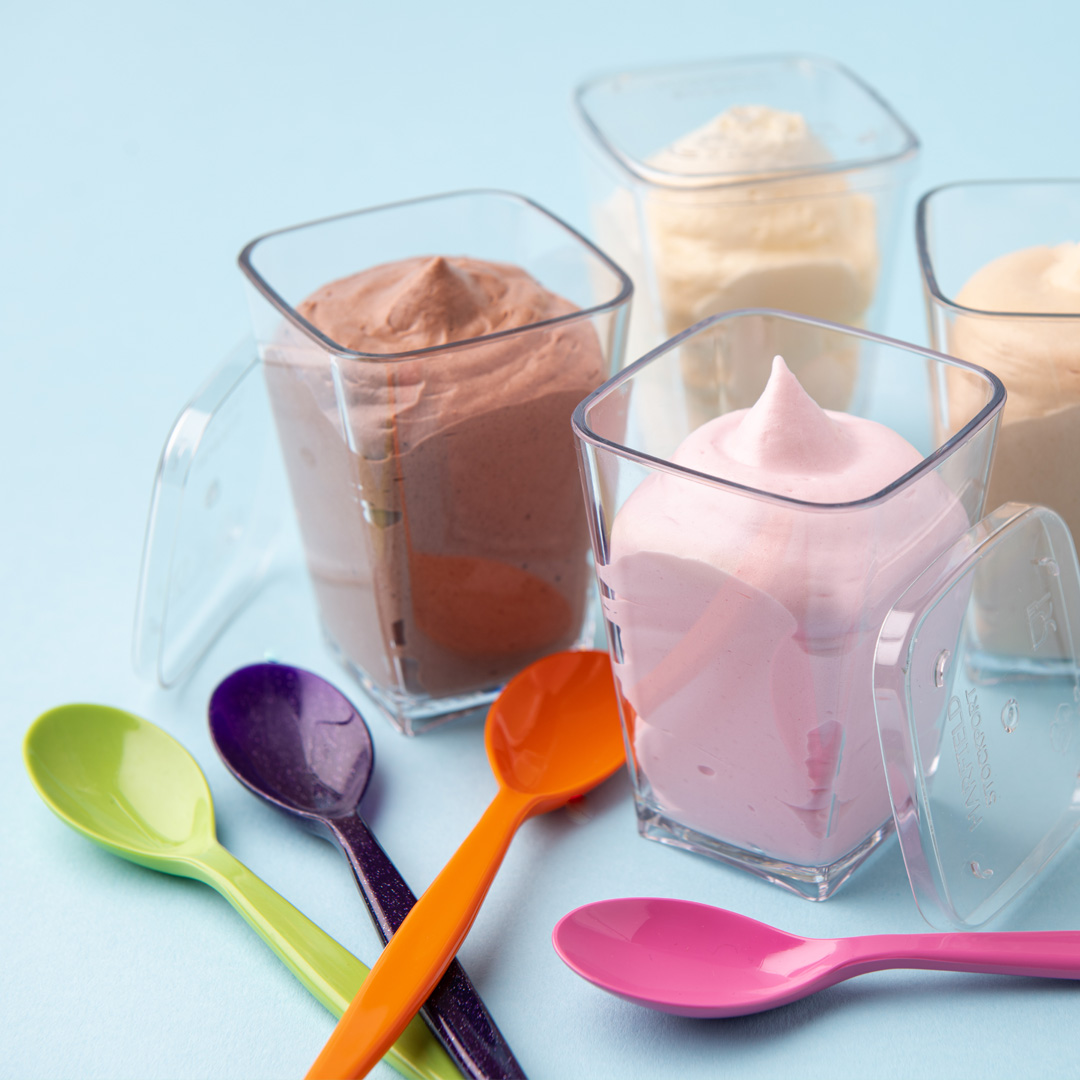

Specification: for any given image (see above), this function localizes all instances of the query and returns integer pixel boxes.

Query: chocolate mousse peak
[385,256,502,342]
[296,254,566,355]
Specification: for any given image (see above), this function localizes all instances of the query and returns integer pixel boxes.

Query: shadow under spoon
[209,663,526,1080]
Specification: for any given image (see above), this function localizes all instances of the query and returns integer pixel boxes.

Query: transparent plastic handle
[132,340,287,687]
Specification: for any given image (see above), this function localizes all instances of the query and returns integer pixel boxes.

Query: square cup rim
[917,177,1080,321]
[571,307,1005,513]
[573,52,920,191]
[237,187,634,362]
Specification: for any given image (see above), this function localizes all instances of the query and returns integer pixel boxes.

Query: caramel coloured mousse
[262,255,605,706]
[948,242,1080,543]
[596,105,879,428]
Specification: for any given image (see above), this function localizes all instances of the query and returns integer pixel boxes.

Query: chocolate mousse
[262,255,605,704]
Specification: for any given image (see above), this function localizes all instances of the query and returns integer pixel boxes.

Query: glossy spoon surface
[553,897,1080,1018]
[307,649,626,1080]
[22,704,459,1080]
[208,662,525,1080]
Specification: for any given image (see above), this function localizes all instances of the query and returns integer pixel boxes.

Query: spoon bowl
[209,663,527,1080]
[485,649,627,803]
[25,704,214,867]
[210,663,374,821]
[554,897,1080,1018]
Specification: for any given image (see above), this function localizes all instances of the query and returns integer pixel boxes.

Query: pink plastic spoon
[553,897,1080,1018]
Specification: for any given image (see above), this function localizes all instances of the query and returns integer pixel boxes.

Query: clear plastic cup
[240,191,631,733]
[134,190,631,735]
[917,179,1080,547]
[574,55,919,394]
[573,310,1003,899]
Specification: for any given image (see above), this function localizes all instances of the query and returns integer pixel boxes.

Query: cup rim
[572,307,1005,512]
[573,53,920,191]
[917,178,1080,321]
[237,188,634,361]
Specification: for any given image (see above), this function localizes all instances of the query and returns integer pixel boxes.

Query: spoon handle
[332,814,527,1080]
[194,842,461,1080]
[307,786,534,1080]
[847,931,1080,979]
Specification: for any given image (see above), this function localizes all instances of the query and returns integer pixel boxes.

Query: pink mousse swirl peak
[671,354,923,503]
[725,355,849,471]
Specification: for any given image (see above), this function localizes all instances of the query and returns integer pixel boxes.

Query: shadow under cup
[573,310,1003,899]
[240,191,631,735]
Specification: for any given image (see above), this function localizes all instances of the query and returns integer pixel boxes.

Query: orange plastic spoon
[306,649,625,1080]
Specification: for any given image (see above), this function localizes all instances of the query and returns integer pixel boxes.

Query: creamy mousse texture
[647,106,878,343]
[601,357,966,867]
[949,242,1080,543]
[263,255,604,703]
[597,106,878,422]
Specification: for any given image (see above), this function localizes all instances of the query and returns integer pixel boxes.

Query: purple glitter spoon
[208,663,526,1080]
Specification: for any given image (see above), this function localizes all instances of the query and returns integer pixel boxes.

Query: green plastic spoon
[22,703,460,1080]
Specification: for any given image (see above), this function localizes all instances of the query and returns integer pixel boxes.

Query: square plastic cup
[917,179,1080,548]
[236,190,632,734]
[574,55,919,380]
[572,309,1003,899]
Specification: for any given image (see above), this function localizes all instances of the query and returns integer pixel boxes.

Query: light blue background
[5,2,1080,1077]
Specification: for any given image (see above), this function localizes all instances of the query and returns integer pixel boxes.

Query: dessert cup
[240,191,631,734]
[917,180,1080,548]
[133,191,631,734]
[574,55,919,437]
[573,310,1003,899]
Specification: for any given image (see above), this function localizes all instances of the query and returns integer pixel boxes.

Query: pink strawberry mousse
[601,356,966,868]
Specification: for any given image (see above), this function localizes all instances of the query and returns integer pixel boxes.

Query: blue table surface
[5,2,1080,1077]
